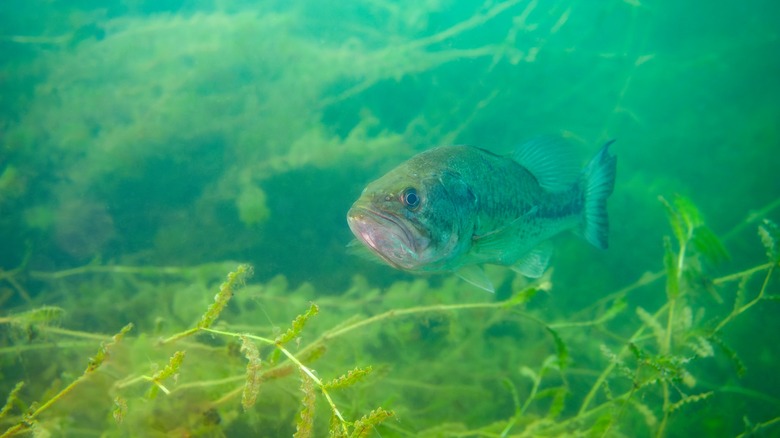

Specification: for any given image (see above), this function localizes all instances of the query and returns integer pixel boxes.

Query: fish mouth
[347,206,420,270]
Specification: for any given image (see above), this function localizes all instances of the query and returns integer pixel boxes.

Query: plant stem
[714,262,777,333]
[29,264,191,280]
[713,261,774,285]
[200,327,350,435]
[159,327,200,345]
[1,371,90,437]
[297,300,517,360]
[577,302,670,416]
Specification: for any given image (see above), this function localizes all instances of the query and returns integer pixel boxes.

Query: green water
[1,1,778,436]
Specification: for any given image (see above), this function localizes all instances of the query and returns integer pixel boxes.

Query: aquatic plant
[1,264,394,436]
[1,197,778,436]
[3,2,533,205]
[1,0,584,270]
[1,1,779,436]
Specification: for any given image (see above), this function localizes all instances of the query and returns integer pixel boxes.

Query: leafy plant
[1,198,778,436]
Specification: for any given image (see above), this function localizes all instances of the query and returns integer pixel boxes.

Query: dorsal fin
[511,136,581,192]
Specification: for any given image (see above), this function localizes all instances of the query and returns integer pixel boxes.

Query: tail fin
[581,140,617,249]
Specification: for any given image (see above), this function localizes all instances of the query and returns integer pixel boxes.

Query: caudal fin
[581,140,617,249]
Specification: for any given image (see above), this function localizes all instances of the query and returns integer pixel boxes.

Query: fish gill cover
[0,0,779,436]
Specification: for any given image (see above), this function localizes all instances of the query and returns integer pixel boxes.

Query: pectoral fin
[456,265,495,293]
[471,207,539,263]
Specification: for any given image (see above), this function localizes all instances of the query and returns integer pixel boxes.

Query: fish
[346,137,617,292]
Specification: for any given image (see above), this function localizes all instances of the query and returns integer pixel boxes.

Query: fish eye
[401,187,420,210]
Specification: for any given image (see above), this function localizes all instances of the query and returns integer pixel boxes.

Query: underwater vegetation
[1,0,779,436]
[0,197,779,437]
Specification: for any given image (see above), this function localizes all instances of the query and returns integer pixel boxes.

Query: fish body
[347,138,616,292]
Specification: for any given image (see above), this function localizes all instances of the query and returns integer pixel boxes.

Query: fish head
[347,161,475,272]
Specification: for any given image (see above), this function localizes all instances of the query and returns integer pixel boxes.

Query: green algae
[1,1,779,436]
[1,205,778,435]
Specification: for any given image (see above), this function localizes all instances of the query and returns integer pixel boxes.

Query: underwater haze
[1,0,779,436]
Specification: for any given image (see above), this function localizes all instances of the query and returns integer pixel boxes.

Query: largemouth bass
[347,138,617,292]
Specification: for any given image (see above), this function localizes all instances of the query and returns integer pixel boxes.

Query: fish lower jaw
[347,211,422,270]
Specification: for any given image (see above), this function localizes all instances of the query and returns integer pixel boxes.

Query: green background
[1,1,778,436]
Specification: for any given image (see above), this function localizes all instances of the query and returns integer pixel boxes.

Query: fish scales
[347,138,616,292]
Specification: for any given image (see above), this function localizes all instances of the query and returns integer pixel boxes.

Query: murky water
[1,1,778,436]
